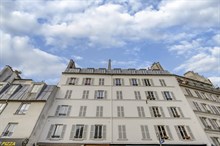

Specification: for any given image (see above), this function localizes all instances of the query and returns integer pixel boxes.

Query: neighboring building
[37,60,211,146]
[0,66,57,146]
[176,71,220,146]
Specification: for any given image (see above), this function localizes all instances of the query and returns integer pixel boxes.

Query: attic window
[31,85,42,93]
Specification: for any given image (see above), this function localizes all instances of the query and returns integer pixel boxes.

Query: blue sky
[0,0,219,86]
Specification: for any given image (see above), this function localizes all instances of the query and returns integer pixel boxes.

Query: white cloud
[2,0,219,48]
[174,47,220,73]
[0,31,67,83]
[208,76,220,87]
[72,55,83,61]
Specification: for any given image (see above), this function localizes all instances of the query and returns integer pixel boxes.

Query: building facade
[37,60,212,146]
[176,72,220,146]
[0,66,57,146]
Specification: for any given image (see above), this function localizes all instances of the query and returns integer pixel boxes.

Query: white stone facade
[37,60,212,146]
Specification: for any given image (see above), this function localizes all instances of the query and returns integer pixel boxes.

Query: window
[118,125,127,140]
[193,102,202,111]
[209,119,220,130]
[143,79,153,86]
[117,106,124,117]
[159,79,166,86]
[134,91,141,100]
[15,103,30,114]
[95,90,106,99]
[162,91,175,100]
[150,106,164,117]
[47,124,66,139]
[99,78,104,85]
[83,78,92,85]
[96,106,103,117]
[64,90,72,99]
[0,103,7,114]
[55,105,71,116]
[31,85,42,93]
[211,105,220,114]
[175,125,194,140]
[145,91,157,100]
[130,78,139,86]
[168,107,184,118]
[90,125,106,139]
[1,123,17,137]
[82,90,89,99]
[211,137,220,146]
[116,91,123,100]
[201,103,213,113]
[7,85,19,95]
[70,124,88,139]
[114,78,123,86]
[137,106,145,117]
[200,117,212,129]
[140,125,150,140]
[67,77,78,85]
[155,125,171,139]
[79,106,87,117]
[201,92,208,100]
[194,90,202,98]
[185,88,193,96]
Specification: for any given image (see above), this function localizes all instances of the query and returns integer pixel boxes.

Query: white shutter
[121,79,124,86]
[104,91,107,99]
[94,91,97,99]
[178,107,184,117]
[160,107,165,117]
[154,91,159,100]
[171,92,176,100]
[83,125,88,139]
[47,125,54,139]
[68,90,72,99]
[102,125,106,139]
[138,79,141,86]
[149,107,154,117]
[175,126,182,140]
[186,126,195,140]
[55,106,60,116]
[90,125,95,139]
[166,125,172,139]
[150,79,154,86]
[61,125,66,139]
[67,106,71,116]
[161,91,166,100]
[168,107,173,117]
[70,125,76,139]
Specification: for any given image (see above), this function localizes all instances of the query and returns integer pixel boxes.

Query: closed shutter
[113,79,116,86]
[55,105,60,116]
[150,79,154,86]
[83,125,88,139]
[154,91,159,100]
[102,125,106,139]
[142,79,145,86]
[178,107,184,117]
[166,126,172,139]
[149,107,154,117]
[66,78,70,85]
[121,79,124,86]
[137,107,141,117]
[186,126,195,140]
[94,91,97,99]
[68,90,72,99]
[154,125,159,136]
[67,106,71,116]
[70,125,76,139]
[75,78,79,85]
[171,92,176,100]
[161,91,166,100]
[90,125,95,139]
[83,106,87,116]
[145,126,150,139]
[138,79,141,86]
[104,91,107,99]
[61,125,66,139]
[140,125,146,139]
[175,126,182,140]
[168,107,173,117]
[47,125,54,139]
[160,107,165,117]
[82,78,85,85]
[91,78,94,85]
[64,90,69,99]
[118,125,122,139]
[129,79,132,85]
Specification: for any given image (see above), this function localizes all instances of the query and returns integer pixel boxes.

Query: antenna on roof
[108,59,111,70]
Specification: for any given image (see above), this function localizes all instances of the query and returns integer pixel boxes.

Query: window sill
[117,138,128,141]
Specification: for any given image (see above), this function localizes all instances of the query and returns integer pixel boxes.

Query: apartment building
[176,72,220,146]
[0,66,57,146]
[37,60,211,146]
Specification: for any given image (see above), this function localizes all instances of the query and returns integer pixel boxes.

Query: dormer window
[31,85,42,93]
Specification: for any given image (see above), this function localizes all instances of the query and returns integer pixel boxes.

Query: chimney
[108,59,111,70]
[67,59,76,69]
